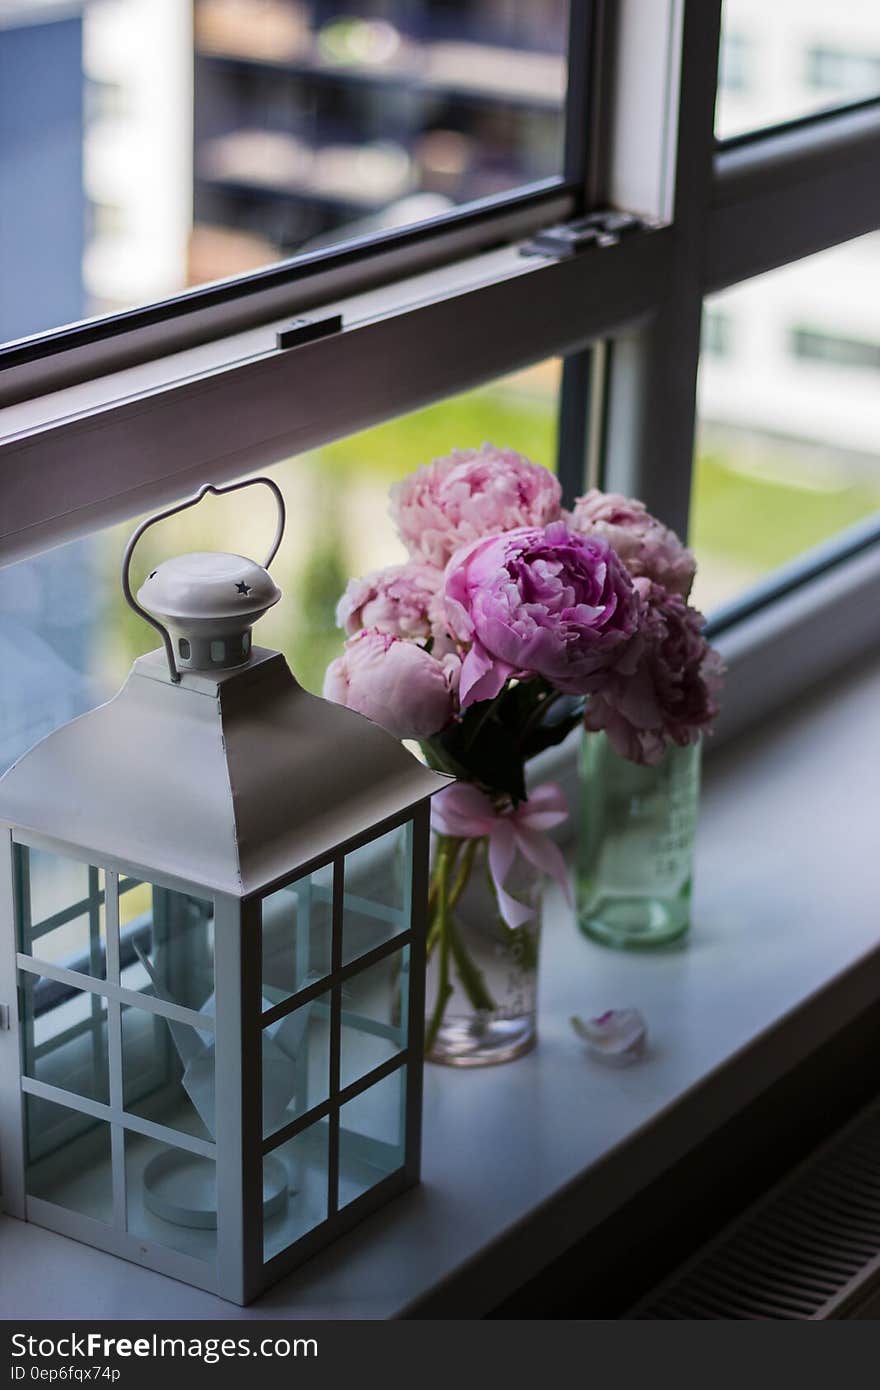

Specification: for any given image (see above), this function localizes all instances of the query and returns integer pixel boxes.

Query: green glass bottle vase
[577,730,701,948]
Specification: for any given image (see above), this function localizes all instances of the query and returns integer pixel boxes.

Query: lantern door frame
[241,801,429,1303]
[0,823,228,1295]
[0,800,430,1305]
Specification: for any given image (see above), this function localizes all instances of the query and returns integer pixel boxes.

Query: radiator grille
[628,1096,880,1319]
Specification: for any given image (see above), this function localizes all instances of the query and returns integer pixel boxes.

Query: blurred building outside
[696,0,880,607]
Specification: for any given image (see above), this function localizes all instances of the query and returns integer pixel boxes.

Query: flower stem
[446,915,496,1014]
[450,837,479,909]
[444,838,496,1011]
[427,835,474,957]
[425,835,498,1053]
[427,835,462,946]
[425,838,454,1054]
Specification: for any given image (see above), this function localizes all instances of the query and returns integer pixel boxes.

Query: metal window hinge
[521,210,659,260]
[276,313,343,351]
[0,1003,10,1030]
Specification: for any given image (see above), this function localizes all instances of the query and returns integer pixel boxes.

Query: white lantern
[0,479,449,1304]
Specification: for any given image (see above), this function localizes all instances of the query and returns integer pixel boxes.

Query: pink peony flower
[568,490,696,598]
[584,580,723,766]
[323,628,459,740]
[443,521,641,708]
[336,560,452,649]
[390,443,562,568]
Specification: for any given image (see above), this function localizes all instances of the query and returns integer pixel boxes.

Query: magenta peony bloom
[443,521,641,708]
[584,580,723,766]
[568,490,696,598]
[336,560,452,648]
[323,628,459,739]
[390,443,562,568]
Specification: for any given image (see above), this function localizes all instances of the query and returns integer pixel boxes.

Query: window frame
[1,0,879,733]
[0,0,596,404]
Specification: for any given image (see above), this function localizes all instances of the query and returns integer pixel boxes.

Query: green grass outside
[692,447,880,574]
[303,377,560,481]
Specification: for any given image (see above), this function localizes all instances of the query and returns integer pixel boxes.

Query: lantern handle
[121,477,286,683]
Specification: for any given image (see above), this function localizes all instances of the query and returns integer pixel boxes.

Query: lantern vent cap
[137,551,281,623]
[122,477,286,681]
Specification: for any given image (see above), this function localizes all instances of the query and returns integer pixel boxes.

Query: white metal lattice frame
[0,809,428,1304]
[1,0,878,721]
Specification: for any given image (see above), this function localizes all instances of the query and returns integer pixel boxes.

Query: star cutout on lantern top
[236,581,252,595]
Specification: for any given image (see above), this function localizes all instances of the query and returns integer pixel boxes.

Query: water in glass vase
[577,731,701,948]
[425,835,541,1067]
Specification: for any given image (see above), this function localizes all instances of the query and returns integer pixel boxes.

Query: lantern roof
[0,648,450,898]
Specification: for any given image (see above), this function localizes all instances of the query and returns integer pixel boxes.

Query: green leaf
[519,693,586,761]
[424,682,585,803]
[427,707,527,802]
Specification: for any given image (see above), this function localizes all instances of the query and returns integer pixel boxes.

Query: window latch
[276,313,343,351]
[521,210,656,260]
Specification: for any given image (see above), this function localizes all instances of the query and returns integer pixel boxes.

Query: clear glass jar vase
[577,730,701,949]
[425,833,542,1067]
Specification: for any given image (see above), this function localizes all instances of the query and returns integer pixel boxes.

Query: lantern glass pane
[25,1095,113,1224]
[124,1131,217,1263]
[338,1069,406,1210]
[342,824,411,967]
[262,1121,329,1263]
[17,846,107,980]
[262,988,332,1141]
[117,880,214,1014]
[261,862,333,1011]
[340,948,409,1092]
[121,1002,214,1143]
[19,973,110,1106]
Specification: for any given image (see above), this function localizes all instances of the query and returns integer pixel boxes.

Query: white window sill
[2,655,879,1319]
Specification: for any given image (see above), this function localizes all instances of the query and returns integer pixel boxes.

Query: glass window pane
[25,1095,113,1224]
[692,234,880,614]
[117,881,215,1014]
[262,988,332,1140]
[261,864,333,1009]
[122,1002,215,1143]
[0,359,561,754]
[262,1121,329,1263]
[340,948,408,1091]
[17,847,106,980]
[117,879,156,992]
[22,845,87,928]
[338,1068,405,1209]
[19,973,109,1107]
[342,825,411,966]
[3,2,570,345]
[717,1,880,140]
[125,1131,217,1263]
